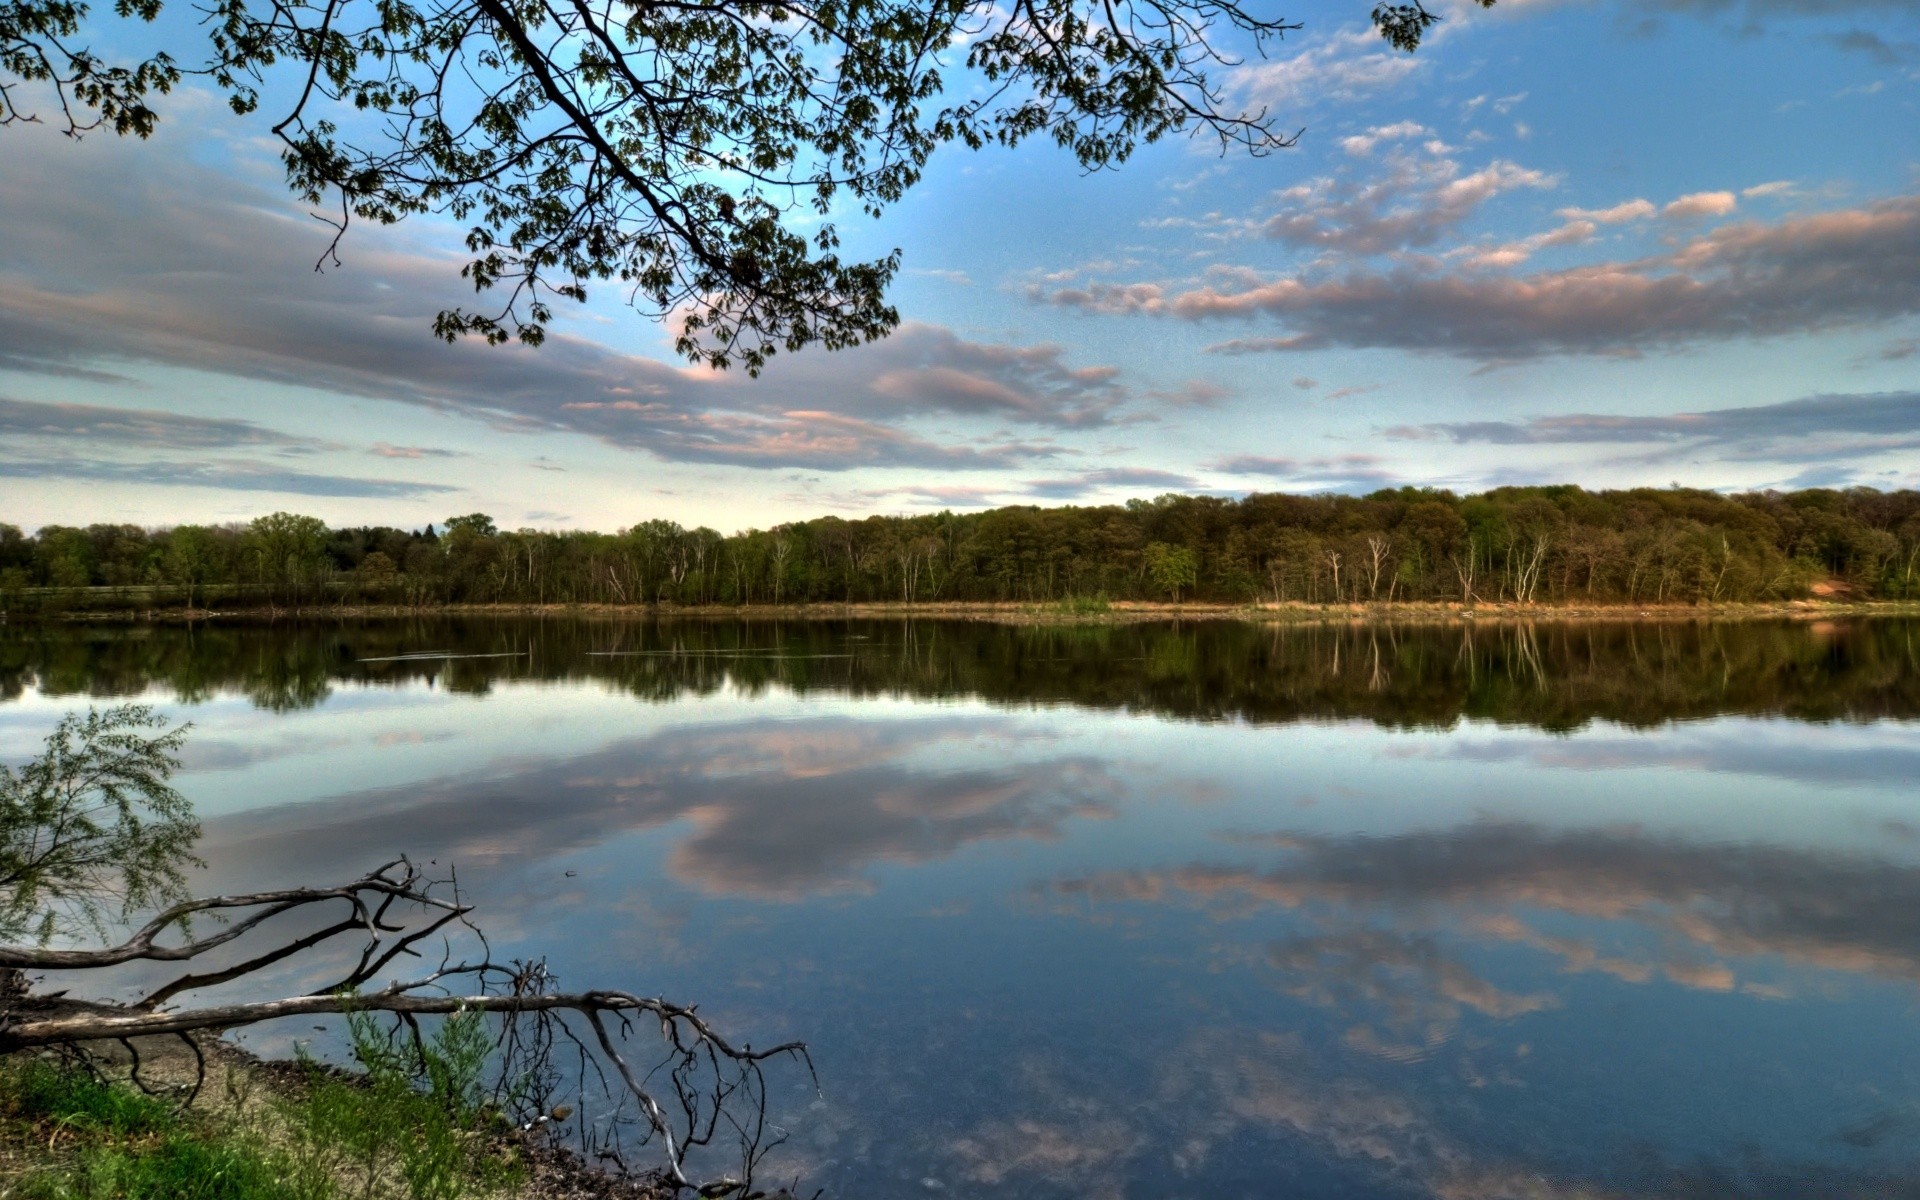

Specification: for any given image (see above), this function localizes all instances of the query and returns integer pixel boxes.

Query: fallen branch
[0,858,810,1196]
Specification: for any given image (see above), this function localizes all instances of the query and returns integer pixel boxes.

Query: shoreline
[13,598,1920,626]
[0,998,666,1199]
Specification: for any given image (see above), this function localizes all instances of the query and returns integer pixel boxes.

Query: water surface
[5,617,1920,1198]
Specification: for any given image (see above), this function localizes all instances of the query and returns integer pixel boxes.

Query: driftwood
[0,859,811,1198]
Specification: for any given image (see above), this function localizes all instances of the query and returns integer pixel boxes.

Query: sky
[1,0,1917,533]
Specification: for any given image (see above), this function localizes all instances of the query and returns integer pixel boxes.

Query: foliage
[1143,542,1198,601]
[248,513,331,605]
[8,486,1920,613]
[0,705,199,944]
[288,1007,520,1200]
[0,0,1438,369]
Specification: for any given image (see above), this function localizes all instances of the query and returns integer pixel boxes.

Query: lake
[4,616,1920,1198]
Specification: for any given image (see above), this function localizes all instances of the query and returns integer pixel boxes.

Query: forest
[5,485,1920,612]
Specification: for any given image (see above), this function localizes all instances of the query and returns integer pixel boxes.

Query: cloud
[0,396,326,451]
[1023,467,1200,499]
[0,115,1126,472]
[1555,199,1656,223]
[855,484,1007,508]
[1038,281,1171,316]
[1259,156,1559,257]
[0,455,459,497]
[1153,193,1920,360]
[1514,0,1920,41]
[1460,218,1597,269]
[1663,190,1739,219]
[1209,453,1397,491]
[1390,390,1920,461]
[1202,334,1324,354]
[368,443,465,459]
[1228,29,1424,110]
[1339,121,1432,157]
[1149,379,1235,407]
[1825,29,1918,61]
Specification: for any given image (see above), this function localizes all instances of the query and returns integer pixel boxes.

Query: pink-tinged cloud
[1664,191,1739,219]
[1257,157,1558,256]
[1141,193,1920,361]
[1556,199,1657,223]
[1462,219,1598,269]
[1036,281,1169,315]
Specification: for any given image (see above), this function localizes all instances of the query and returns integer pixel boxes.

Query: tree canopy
[1,0,1470,369]
[0,705,198,945]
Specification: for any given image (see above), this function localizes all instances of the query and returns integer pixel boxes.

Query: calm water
[6,617,1920,1198]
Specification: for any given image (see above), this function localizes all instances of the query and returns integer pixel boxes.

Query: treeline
[5,486,1920,611]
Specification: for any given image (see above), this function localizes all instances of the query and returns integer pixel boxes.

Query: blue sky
[2,0,1917,532]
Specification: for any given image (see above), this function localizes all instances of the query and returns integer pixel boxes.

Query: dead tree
[0,859,811,1198]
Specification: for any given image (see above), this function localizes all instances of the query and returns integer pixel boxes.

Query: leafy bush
[290,1007,521,1200]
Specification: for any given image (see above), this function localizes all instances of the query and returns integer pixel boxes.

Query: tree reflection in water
[4,616,1919,727]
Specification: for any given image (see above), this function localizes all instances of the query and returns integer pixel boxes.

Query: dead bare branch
[0,857,811,1196]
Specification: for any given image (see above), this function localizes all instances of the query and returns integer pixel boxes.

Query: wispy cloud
[1388,390,1920,464]
[0,396,326,451]
[0,456,459,497]
[1227,29,1423,111]
[1023,467,1200,499]
[369,443,465,459]
[1208,453,1396,491]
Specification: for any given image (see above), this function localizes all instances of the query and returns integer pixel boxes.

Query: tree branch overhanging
[0,0,1463,370]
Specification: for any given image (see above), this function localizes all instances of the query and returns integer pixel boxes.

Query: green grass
[0,1057,325,1200]
[0,1011,525,1200]
[1,1059,175,1139]
[13,1132,327,1200]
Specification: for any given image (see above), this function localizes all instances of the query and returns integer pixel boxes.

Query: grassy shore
[20,597,1920,626]
[0,1017,661,1200]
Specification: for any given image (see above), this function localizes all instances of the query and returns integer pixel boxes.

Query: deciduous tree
[2,0,1467,368]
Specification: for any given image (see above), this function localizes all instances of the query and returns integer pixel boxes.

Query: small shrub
[290,1007,521,1200]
